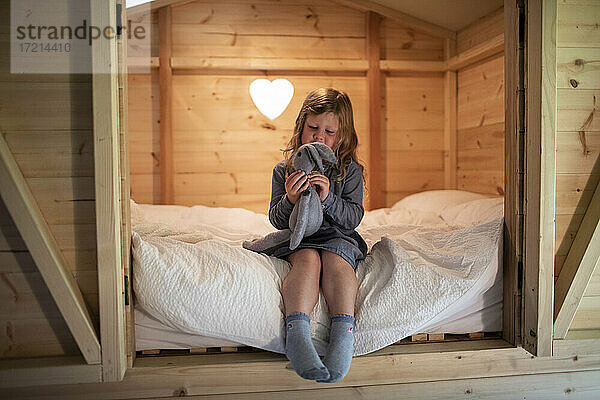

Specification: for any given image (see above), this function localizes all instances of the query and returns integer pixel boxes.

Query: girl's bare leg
[318,250,357,383]
[281,248,330,381]
[282,248,321,315]
[320,250,358,316]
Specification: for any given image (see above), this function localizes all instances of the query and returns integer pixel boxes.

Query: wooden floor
[3,339,600,399]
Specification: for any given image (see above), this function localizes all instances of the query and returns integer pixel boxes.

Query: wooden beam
[554,179,600,339]
[0,133,101,365]
[91,0,127,381]
[523,0,556,357]
[117,0,136,369]
[171,57,369,72]
[366,11,383,210]
[330,0,456,40]
[443,38,457,190]
[0,356,102,388]
[159,6,174,205]
[446,33,504,71]
[380,60,445,72]
[503,0,523,347]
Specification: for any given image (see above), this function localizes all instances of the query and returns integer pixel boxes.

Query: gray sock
[317,314,355,383]
[284,312,330,381]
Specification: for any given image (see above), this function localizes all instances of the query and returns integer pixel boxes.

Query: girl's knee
[289,249,321,274]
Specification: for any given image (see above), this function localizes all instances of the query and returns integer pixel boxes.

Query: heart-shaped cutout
[249,78,294,120]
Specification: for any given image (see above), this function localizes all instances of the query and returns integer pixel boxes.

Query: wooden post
[444,38,457,190]
[523,0,556,357]
[503,0,523,347]
[91,0,127,381]
[366,11,383,209]
[159,6,173,204]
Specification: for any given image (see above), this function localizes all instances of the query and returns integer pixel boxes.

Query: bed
[131,190,504,356]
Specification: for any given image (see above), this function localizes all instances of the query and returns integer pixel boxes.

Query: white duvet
[131,190,504,356]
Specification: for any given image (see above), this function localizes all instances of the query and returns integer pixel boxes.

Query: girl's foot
[285,312,330,381]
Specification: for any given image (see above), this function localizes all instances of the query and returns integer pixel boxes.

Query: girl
[267,88,367,383]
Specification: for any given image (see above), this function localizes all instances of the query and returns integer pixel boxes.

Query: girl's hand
[285,170,310,204]
[308,171,330,202]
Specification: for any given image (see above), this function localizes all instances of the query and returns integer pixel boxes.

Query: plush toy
[243,142,337,252]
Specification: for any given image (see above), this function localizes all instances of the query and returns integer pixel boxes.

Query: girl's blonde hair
[283,88,365,182]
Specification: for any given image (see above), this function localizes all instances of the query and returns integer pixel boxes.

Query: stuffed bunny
[243,142,337,252]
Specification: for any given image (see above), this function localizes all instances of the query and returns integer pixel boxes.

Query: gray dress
[266,160,368,271]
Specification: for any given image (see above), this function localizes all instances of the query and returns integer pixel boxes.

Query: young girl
[267,88,367,383]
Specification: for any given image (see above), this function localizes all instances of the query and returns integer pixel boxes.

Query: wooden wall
[128,1,508,213]
[456,8,505,196]
[0,0,97,359]
[555,0,600,334]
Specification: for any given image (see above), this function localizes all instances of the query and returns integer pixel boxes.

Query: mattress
[131,190,504,354]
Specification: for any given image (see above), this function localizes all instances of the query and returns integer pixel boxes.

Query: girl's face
[301,112,339,149]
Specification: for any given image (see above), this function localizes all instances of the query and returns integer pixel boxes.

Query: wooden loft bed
[1,0,600,397]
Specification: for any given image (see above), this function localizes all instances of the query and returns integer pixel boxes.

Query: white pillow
[441,197,504,227]
[391,190,488,214]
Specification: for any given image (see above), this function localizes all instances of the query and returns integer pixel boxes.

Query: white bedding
[131,190,504,356]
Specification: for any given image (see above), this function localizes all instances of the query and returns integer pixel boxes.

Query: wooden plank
[555,174,600,215]
[444,69,457,189]
[457,7,504,55]
[381,17,444,62]
[330,0,456,39]
[554,164,600,339]
[6,366,600,399]
[0,318,80,359]
[558,2,600,48]
[446,34,504,71]
[9,343,600,397]
[556,131,600,175]
[171,57,369,71]
[380,60,445,72]
[366,11,383,210]
[159,6,174,205]
[0,134,100,364]
[457,170,505,196]
[171,1,365,38]
[0,356,102,388]
[523,0,556,357]
[570,296,600,331]
[457,56,505,131]
[90,0,126,381]
[117,0,135,369]
[556,48,600,90]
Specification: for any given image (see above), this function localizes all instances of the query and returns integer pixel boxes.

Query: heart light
[249,78,294,120]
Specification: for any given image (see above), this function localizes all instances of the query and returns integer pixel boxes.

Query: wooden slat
[570,296,600,331]
[159,6,174,205]
[557,2,600,48]
[522,0,556,357]
[444,68,457,189]
[457,7,504,55]
[171,57,369,72]
[381,17,444,62]
[380,60,445,72]
[554,178,600,339]
[367,11,383,210]
[90,0,126,381]
[0,356,102,388]
[557,48,600,90]
[446,34,504,71]
[0,134,100,364]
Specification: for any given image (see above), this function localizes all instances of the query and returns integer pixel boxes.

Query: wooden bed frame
[2,0,600,397]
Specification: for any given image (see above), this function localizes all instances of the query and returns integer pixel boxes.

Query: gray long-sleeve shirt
[266,160,368,269]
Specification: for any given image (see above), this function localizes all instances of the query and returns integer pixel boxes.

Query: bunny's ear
[306,145,324,173]
[312,142,337,165]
